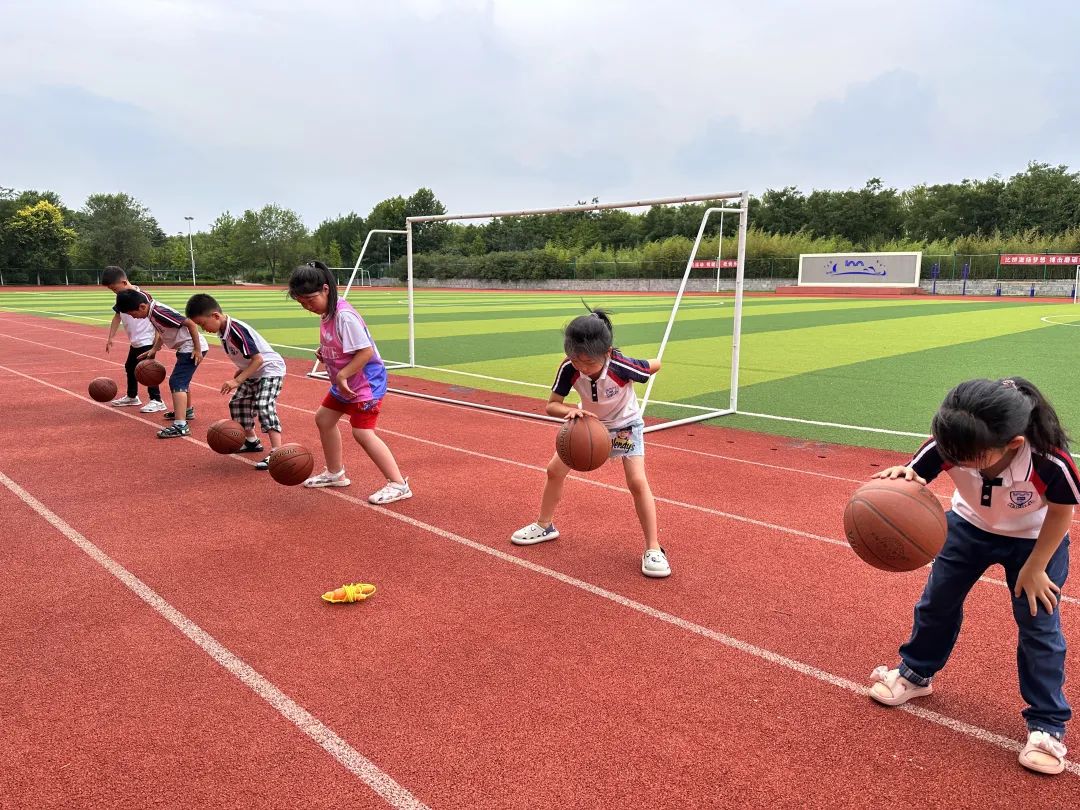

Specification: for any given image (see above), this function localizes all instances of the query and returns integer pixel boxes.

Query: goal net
[312,193,749,433]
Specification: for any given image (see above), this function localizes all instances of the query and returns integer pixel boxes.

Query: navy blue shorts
[169,351,206,392]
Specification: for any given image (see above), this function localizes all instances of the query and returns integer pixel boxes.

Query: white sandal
[868,666,933,706]
[1019,730,1067,775]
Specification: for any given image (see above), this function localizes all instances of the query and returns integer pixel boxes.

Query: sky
[2,0,1078,233]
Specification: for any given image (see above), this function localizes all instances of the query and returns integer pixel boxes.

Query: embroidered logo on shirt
[1008,490,1037,509]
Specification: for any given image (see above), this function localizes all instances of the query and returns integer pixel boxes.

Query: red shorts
[321,393,383,429]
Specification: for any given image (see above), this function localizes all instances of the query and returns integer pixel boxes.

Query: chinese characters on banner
[1000,254,1080,265]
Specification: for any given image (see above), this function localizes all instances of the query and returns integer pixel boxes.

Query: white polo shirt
[911,439,1080,539]
[551,349,653,429]
[219,316,286,378]
[117,287,155,348]
[146,300,208,354]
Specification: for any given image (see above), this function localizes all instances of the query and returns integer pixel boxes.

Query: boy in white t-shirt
[186,293,287,470]
[101,266,165,413]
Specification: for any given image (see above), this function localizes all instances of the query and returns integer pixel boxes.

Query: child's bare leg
[268,430,282,450]
[623,455,659,550]
[172,390,189,419]
[315,406,345,471]
[353,428,404,483]
[538,453,572,525]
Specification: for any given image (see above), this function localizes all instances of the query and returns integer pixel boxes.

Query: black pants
[126,344,162,401]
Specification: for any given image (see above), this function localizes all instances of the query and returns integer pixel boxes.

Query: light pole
[184,216,196,287]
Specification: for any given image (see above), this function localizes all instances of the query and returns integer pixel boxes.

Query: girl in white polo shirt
[870,377,1078,775]
[510,307,668,578]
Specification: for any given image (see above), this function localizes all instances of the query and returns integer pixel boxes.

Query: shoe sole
[111,402,141,407]
[368,491,413,505]
[641,566,671,578]
[304,480,352,488]
[157,433,190,439]
[511,531,559,546]
[868,683,933,707]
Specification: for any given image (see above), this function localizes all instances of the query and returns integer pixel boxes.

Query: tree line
[4,162,1080,285]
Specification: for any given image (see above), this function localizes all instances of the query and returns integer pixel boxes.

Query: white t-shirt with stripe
[118,286,155,347]
[910,439,1080,539]
[218,316,286,378]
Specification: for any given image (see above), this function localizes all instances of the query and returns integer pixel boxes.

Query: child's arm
[221,353,264,395]
[138,333,162,360]
[183,319,204,365]
[1014,501,1072,617]
[647,358,661,373]
[106,313,122,352]
[546,392,591,420]
[335,347,373,399]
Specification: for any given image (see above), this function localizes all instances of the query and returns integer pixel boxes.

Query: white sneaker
[110,396,141,407]
[511,522,560,545]
[140,400,167,413]
[303,469,351,488]
[642,547,671,578]
[368,478,412,504]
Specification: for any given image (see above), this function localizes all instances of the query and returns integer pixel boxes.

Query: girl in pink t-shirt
[288,261,411,505]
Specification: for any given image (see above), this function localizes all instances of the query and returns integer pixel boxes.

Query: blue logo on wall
[825,259,888,277]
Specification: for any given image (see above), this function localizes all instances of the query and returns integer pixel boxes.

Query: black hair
[101,266,127,286]
[113,287,148,314]
[288,260,338,317]
[931,377,1069,464]
[185,293,222,318]
[564,301,614,359]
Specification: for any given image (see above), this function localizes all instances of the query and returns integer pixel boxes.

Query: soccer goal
[308,228,408,379]
[332,192,750,433]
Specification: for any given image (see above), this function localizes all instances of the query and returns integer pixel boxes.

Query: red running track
[1,311,1078,808]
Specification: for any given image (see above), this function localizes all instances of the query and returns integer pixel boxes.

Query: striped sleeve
[608,349,651,384]
[551,360,579,396]
[908,438,945,483]
[1037,449,1080,505]
[226,321,258,359]
[150,302,185,329]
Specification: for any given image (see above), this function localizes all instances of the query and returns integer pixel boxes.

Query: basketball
[88,377,118,402]
[206,419,247,454]
[556,415,611,472]
[268,443,315,486]
[135,359,167,387]
[844,478,948,572]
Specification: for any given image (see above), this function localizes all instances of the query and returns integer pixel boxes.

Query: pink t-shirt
[320,301,387,403]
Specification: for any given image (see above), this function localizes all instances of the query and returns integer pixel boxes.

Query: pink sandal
[868,666,933,706]
[1019,731,1067,775]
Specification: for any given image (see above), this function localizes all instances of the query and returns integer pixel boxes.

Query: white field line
[0,470,430,809]
[0,366,1072,776]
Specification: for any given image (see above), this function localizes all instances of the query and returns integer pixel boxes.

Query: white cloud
[0,0,1076,230]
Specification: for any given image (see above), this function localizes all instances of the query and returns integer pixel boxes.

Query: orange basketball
[88,377,118,402]
[206,419,247,454]
[268,443,315,486]
[135,359,167,387]
[555,416,610,472]
[844,478,948,572]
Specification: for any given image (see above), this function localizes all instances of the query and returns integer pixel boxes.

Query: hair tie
[1002,379,1017,389]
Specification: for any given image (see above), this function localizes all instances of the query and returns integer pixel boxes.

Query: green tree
[74,192,160,270]
[313,212,366,264]
[232,204,309,283]
[998,162,1080,235]
[5,201,76,283]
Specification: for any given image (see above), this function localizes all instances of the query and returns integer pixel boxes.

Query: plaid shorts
[229,376,284,434]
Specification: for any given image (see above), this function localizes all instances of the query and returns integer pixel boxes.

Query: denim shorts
[169,351,205,392]
[608,420,645,458]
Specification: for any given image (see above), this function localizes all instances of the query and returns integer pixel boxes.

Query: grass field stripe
[0,470,432,808]
[312,488,1079,776]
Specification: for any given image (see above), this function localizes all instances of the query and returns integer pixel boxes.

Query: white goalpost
[308,228,407,379]
[335,191,749,433]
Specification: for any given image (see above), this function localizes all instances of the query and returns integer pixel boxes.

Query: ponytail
[1008,376,1069,455]
[287,260,338,317]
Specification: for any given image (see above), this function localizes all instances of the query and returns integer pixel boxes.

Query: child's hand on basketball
[137,349,156,361]
[336,372,356,399]
[872,465,926,485]
[220,379,239,395]
[1015,563,1061,616]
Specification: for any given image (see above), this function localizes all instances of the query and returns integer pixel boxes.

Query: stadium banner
[798,252,922,286]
